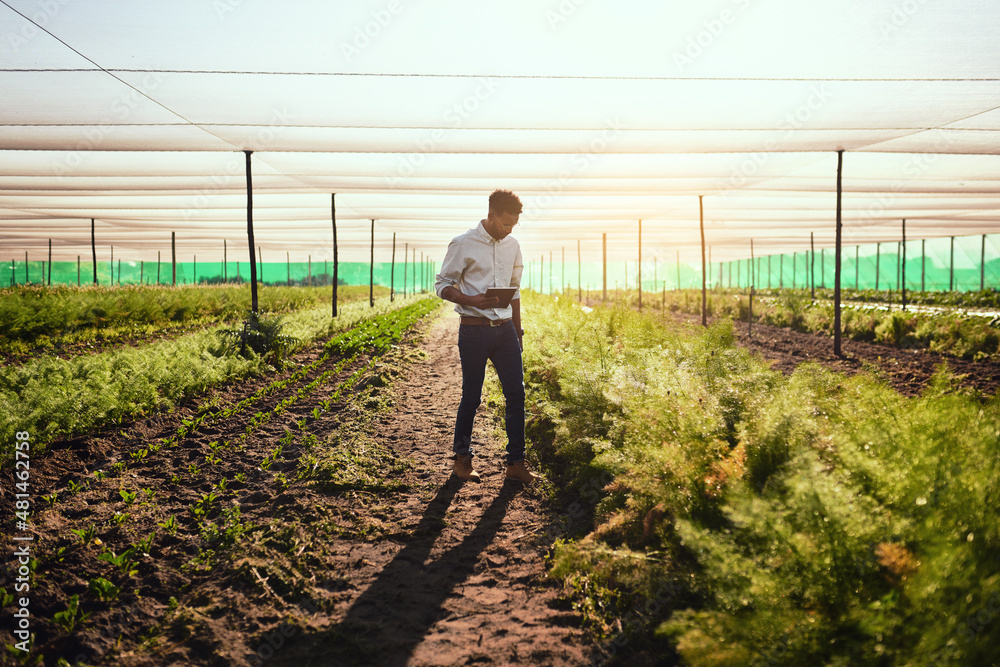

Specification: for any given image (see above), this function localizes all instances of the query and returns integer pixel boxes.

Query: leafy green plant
[71,525,97,545]
[87,577,120,602]
[98,548,138,577]
[118,488,137,505]
[217,309,298,360]
[157,515,179,535]
[53,594,91,632]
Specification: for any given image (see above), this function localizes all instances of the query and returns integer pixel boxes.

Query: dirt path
[2,308,596,667]
[267,313,596,666]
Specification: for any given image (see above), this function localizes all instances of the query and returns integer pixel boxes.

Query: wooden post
[110,245,113,284]
[390,232,396,302]
[403,242,408,298]
[157,250,161,285]
[921,239,925,292]
[118,259,121,285]
[77,255,80,286]
[749,238,755,338]
[370,219,375,307]
[245,150,259,313]
[258,246,263,285]
[602,233,607,301]
[193,255,197,285]
[308,254,312,286]
[577,239,581,302]
[47,239,52,286]
[901,219,907,311]
[91,218,98,285]
[699,196,707,327]
[875,242,880,291]
[171,232,177,286]
[287,251,291,286]
[981,234,987,291]
[834,149,844,356]
[636,222,647,307]
[224,239,227,282]
[810,232,815,300]
[25,251,28,284]
[949,235,955,291]
[140,260,144,285]
[332,193,338,316]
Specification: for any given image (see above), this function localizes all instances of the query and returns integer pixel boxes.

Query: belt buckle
[489,318,502,327]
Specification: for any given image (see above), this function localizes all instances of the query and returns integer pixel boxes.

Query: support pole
[981,234,987,292]
[921,239,925,292]
[577,239,581,302]
[245,150,259,313]
[258,246,263,285]
[287,251,291,286]
[638,220,643,310]
[834,149,844,357]
[332,193,339,316]
[810,231,815,301]
[224,239,228,282]
[47,239,52,286]
[193,255,197,285]
[157,251,161,285]
[949,235,955,291]
[699,196,707,327]
[91,218,98,285]
[390,232,396,302]
[602,233,607,301]
[77,256,80,286]
[110,245,113,285]
[749,239,755,338]
[171,232,176,286]
[901,219,907,311]
[403,242,408,298]
[370,219,375,307]
[875,242,881,291]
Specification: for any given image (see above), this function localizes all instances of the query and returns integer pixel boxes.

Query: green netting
[1,259,440,294]
[717,233,1000,292]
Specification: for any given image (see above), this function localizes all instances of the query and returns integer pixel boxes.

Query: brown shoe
[453,454,481,482]
[505,460,540,484]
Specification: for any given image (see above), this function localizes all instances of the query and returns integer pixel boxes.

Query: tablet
[485,287,517,308]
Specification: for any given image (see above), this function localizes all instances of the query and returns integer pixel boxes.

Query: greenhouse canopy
[1,0,999,268]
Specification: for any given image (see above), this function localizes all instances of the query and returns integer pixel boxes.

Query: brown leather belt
[460,316,511,327]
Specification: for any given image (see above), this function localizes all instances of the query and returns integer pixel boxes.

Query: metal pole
[91,218,97,285]
[602,233,607,301]
[47,238,52,286]
[332,193,339,316]
[699,196,707,327]
[834,149,844,356]
[638,219,642,310]
[370,219,375,307]
[245,150,258,313]
[171,231,176,286]
[901,219,907,311]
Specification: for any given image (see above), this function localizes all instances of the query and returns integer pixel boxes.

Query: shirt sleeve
[434,237,466,298]
[510,243,523,300]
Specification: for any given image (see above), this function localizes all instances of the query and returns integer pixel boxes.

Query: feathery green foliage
[521,293,1000,665]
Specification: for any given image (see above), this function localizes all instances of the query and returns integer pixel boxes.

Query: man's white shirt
[434,221,523,320]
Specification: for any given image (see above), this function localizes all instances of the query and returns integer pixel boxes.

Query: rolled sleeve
[510,244,523,300]
[434,239,465,298]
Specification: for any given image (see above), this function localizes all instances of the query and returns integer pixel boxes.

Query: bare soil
[1,310,597,667]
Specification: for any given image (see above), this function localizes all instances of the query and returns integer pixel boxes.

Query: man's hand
[441,286,499,309]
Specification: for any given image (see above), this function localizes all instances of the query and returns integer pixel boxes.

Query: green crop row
[0,283,380,357]
[602,287,1000,361]
[520,294,1000,665]
[0,296,437,464]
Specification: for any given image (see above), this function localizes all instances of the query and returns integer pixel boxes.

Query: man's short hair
[489,189,522,215]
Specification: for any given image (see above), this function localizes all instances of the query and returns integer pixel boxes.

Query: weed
[88,577,120,602]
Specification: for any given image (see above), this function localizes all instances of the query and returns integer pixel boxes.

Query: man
[434,189,539,484]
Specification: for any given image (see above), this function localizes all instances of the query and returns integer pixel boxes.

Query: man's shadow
[271,476,522,666]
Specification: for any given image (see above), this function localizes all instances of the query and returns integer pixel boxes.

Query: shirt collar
[476,220,498,243]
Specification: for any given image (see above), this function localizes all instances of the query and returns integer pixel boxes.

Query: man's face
[488,210,519,240]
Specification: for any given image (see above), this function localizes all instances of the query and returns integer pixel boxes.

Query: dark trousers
[453,320,525,464]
